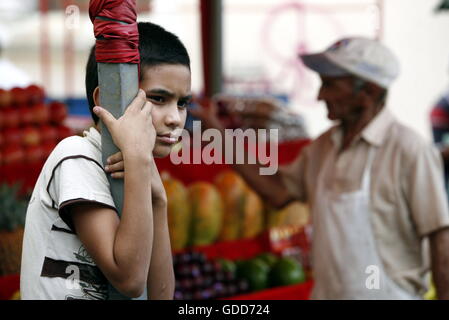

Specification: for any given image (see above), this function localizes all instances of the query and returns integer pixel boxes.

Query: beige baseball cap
[300,37,400,89]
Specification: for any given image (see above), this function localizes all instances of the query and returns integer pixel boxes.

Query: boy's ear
[93,87,100,106]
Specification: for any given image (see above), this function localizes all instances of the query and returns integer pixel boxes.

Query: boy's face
[140,63,191,158]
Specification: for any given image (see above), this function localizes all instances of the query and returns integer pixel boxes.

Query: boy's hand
[93,89,156,158]
[106,151,167,207]
[105,151,125,179]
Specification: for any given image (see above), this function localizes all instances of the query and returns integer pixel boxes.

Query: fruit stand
[0,85,73,300]
[0,85,313,300]
[0,85,73,195]
[155,137,313,300]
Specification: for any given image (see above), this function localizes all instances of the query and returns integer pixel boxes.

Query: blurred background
[1,0,448,138]
[0,0,448,300]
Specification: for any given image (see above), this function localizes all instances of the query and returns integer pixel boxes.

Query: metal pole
[91,8,141,301]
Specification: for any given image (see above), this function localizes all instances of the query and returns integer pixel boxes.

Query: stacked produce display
[0,85,73,194]
[0,88,313,299]
[0,85,72,167]
[164,169,312,299]
[0,85,73,289]
[173,250,306,300]
[0,183,27,277]
[164,170,310,251]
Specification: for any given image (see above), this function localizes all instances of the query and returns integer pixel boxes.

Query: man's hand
[439,145,449,164]
[105,151,167,207]
[429,227,449,300]
[189,97,224,131]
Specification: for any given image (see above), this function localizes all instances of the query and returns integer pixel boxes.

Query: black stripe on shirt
[40,256,108,287]
[50,224,76,234]
[46,155,106,210]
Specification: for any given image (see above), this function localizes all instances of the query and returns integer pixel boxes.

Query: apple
[25,145,44,163]
[26,85,45,105]
[0,89,12,108]
[10,87,28,106]
[0,131,3,148]
[2,145,25,165]
[21,126,41,147]
[57,125,73,141]
[41,141,57,159]
[49,101,68,124]
[40,125,58,143]
[18,105,34,126]
[3,128,22,146]
[3,107,20,128]
[32,103,49,125]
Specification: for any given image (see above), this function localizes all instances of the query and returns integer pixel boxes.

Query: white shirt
[20,128,116,300]
[280,108,449,296]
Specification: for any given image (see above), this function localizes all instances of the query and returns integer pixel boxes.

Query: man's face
[318,75,364,122]
[140,63,191,158]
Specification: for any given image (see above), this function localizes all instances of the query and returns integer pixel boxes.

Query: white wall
[382,0,449,142]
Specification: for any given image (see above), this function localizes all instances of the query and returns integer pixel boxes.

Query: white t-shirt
[20,127,117,300]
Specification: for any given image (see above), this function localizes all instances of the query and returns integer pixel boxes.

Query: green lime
[236,259,270,292]
[256,252,279,268]
[218,258,236,274]
[269,257,305,287]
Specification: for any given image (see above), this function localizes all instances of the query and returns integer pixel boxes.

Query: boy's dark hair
[85,22,191,124]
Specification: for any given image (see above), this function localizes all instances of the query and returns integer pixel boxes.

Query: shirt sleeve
[278,147,309,203]
[48,156,117,230]
[406,143,449,237]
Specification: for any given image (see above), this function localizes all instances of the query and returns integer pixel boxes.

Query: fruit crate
[0,273,20,300]
[174,225,313,300]
[223,280,314,300]
[154,139,310,186]
[177,226,311,263]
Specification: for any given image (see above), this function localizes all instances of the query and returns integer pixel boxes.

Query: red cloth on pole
[89,0,139,64]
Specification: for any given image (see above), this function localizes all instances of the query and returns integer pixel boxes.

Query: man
[192,37,449,299]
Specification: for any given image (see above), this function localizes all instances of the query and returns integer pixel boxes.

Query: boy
[20,22,192,300]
